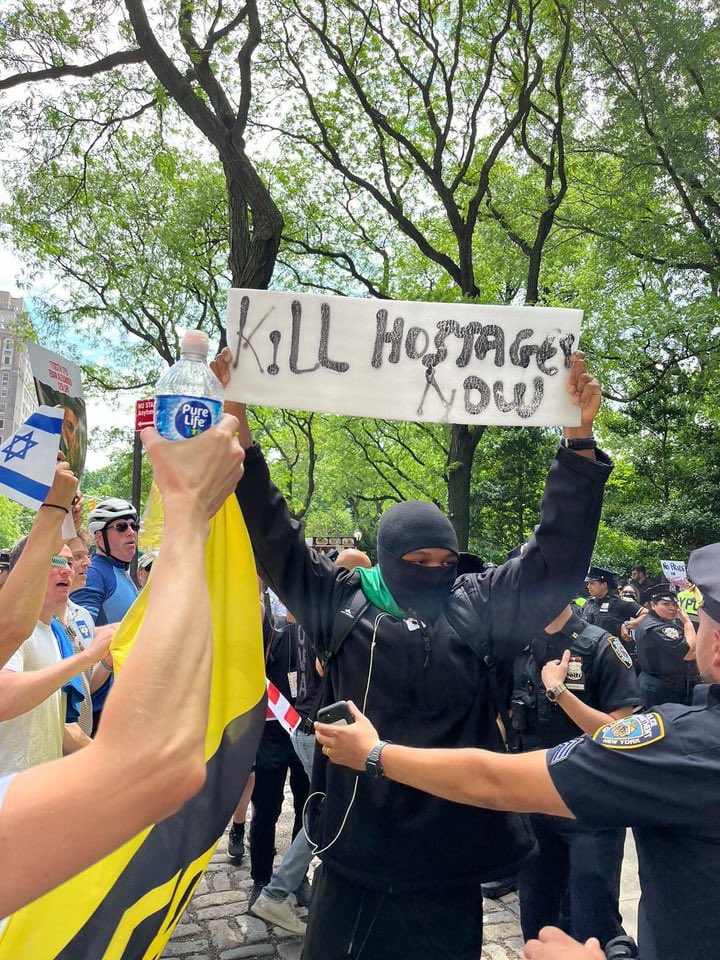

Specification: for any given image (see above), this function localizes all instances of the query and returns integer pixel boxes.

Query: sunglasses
[109,521,139,533]
[51,556,71,568]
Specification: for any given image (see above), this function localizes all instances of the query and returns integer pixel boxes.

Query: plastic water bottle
[154,330,223,441]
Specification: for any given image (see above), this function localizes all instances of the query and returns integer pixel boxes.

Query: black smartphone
[317,700,355,726]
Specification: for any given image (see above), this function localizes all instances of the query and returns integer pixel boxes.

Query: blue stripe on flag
[0,466,51,504]
[26,412,63,435]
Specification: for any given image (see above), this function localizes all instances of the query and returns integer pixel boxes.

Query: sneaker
[227,822,245,863]
[251,893,307,935]
[248,882,265,911]
[481,876,518,900]
[294,876,313,908]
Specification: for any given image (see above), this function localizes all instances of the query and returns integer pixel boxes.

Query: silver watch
[546,682,568,703]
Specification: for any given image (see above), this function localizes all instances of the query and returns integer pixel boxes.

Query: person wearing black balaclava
[215,348,613,960]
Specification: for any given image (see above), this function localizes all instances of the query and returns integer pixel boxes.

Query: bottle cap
[181,330,209,356]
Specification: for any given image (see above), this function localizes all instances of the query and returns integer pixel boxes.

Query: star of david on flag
[0,406,64,511]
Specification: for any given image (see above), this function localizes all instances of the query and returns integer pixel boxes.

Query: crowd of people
[0,348,716,960]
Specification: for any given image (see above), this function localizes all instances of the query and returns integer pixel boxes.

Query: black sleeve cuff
[555,443,613,479]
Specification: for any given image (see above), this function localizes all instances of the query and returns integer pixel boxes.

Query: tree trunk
[447,424,485,549]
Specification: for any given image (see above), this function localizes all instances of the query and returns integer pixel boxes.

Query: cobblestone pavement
[162,793,524,960]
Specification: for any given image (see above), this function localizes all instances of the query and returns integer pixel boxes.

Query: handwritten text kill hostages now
[225,290,583,427]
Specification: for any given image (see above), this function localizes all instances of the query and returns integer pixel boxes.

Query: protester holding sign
[0,416,245,919]
[213,346,611,960]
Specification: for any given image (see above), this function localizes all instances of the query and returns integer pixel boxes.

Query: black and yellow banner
[0,496,266,959]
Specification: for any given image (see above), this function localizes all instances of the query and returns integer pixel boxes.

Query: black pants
[519,813,625,947]
[302,864,484,960]
[250,729,309,884]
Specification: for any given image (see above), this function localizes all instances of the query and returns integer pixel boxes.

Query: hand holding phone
[316,700,356,726]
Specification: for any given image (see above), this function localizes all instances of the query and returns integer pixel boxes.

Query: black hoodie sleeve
[468,445,613,657]
[234,443,348,654]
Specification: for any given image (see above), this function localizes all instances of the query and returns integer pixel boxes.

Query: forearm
[97,503,213,774]
[555,691,621,737]
[379,744,573,816]
[683,619,697,659]
[0,732,198,917]
[63,722,92,753]
[0,651,92,721]
[223,399,253,449]
[0,508,64,662]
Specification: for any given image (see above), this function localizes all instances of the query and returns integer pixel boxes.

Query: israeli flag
[0,406,64,511]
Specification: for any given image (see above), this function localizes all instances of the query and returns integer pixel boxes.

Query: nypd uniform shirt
[515,624,639,750]
[635,611,692,681]
[546,685,720,960]
[581,592,642,638]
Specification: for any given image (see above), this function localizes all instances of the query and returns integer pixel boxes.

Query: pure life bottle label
[155,395,223,440]
[154,330,224,441]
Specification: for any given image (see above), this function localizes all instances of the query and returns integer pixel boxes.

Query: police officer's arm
[541,651,635,736]
[315,702,574,817]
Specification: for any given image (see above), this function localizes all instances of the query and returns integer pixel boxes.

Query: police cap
[688,543,720,624]
[642,582,679,605]
[586,565,617,587]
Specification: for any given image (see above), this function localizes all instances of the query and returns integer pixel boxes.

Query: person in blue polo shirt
[316,542,720,960]
[70,498,139,731]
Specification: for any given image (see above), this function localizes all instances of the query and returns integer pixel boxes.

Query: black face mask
[376,500,459,622]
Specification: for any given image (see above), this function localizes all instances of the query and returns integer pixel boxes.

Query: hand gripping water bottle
[154,330,223,440]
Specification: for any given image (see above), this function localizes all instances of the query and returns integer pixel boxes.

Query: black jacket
[235,442,612,892]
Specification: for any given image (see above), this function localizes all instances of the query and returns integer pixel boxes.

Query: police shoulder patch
[608,636,633,670]
[660,625,682,641]
[593,713,665,750]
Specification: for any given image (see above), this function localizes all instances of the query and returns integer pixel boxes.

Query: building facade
[0,292,36,443]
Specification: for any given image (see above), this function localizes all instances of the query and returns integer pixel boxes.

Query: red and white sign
[266,679,301,735]
[135,398,156,432]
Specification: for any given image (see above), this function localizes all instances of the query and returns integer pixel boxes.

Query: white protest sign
[661,560,689,588]
[226,290,582,426]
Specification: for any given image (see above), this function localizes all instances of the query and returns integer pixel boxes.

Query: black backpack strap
[299,589,372,730]
[484,653,520,753]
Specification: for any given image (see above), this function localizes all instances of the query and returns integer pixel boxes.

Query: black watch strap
[365,740,391,779]
[561,436,597,451]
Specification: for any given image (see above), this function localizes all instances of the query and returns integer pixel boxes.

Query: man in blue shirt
[316,543,720,960]
[70,498,139,731]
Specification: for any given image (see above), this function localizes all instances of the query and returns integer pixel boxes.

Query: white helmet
[88,498,138,534]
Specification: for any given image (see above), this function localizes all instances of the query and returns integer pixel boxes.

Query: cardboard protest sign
[27,344,87,477]
[226,290,582,426]
[661,560,689,588]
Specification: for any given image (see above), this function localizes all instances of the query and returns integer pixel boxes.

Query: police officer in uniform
[511,605,639,947]
[317,540,720,960]
[635,583,698,706]
[581,567,645,649]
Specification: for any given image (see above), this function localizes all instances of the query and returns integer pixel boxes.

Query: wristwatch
[560,436,597,451]
[546,683,568,703]
[365,740,391,779]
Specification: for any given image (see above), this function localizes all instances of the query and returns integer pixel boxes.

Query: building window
[3,340,11,350]
[1,389,7,397]
[1,373,7,383]
[0,420,5,430]
[3,356,10,365]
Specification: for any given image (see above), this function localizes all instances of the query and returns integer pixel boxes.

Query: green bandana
[356,565,406,619]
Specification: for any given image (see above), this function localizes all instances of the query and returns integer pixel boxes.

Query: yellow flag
[0,495,266,959]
